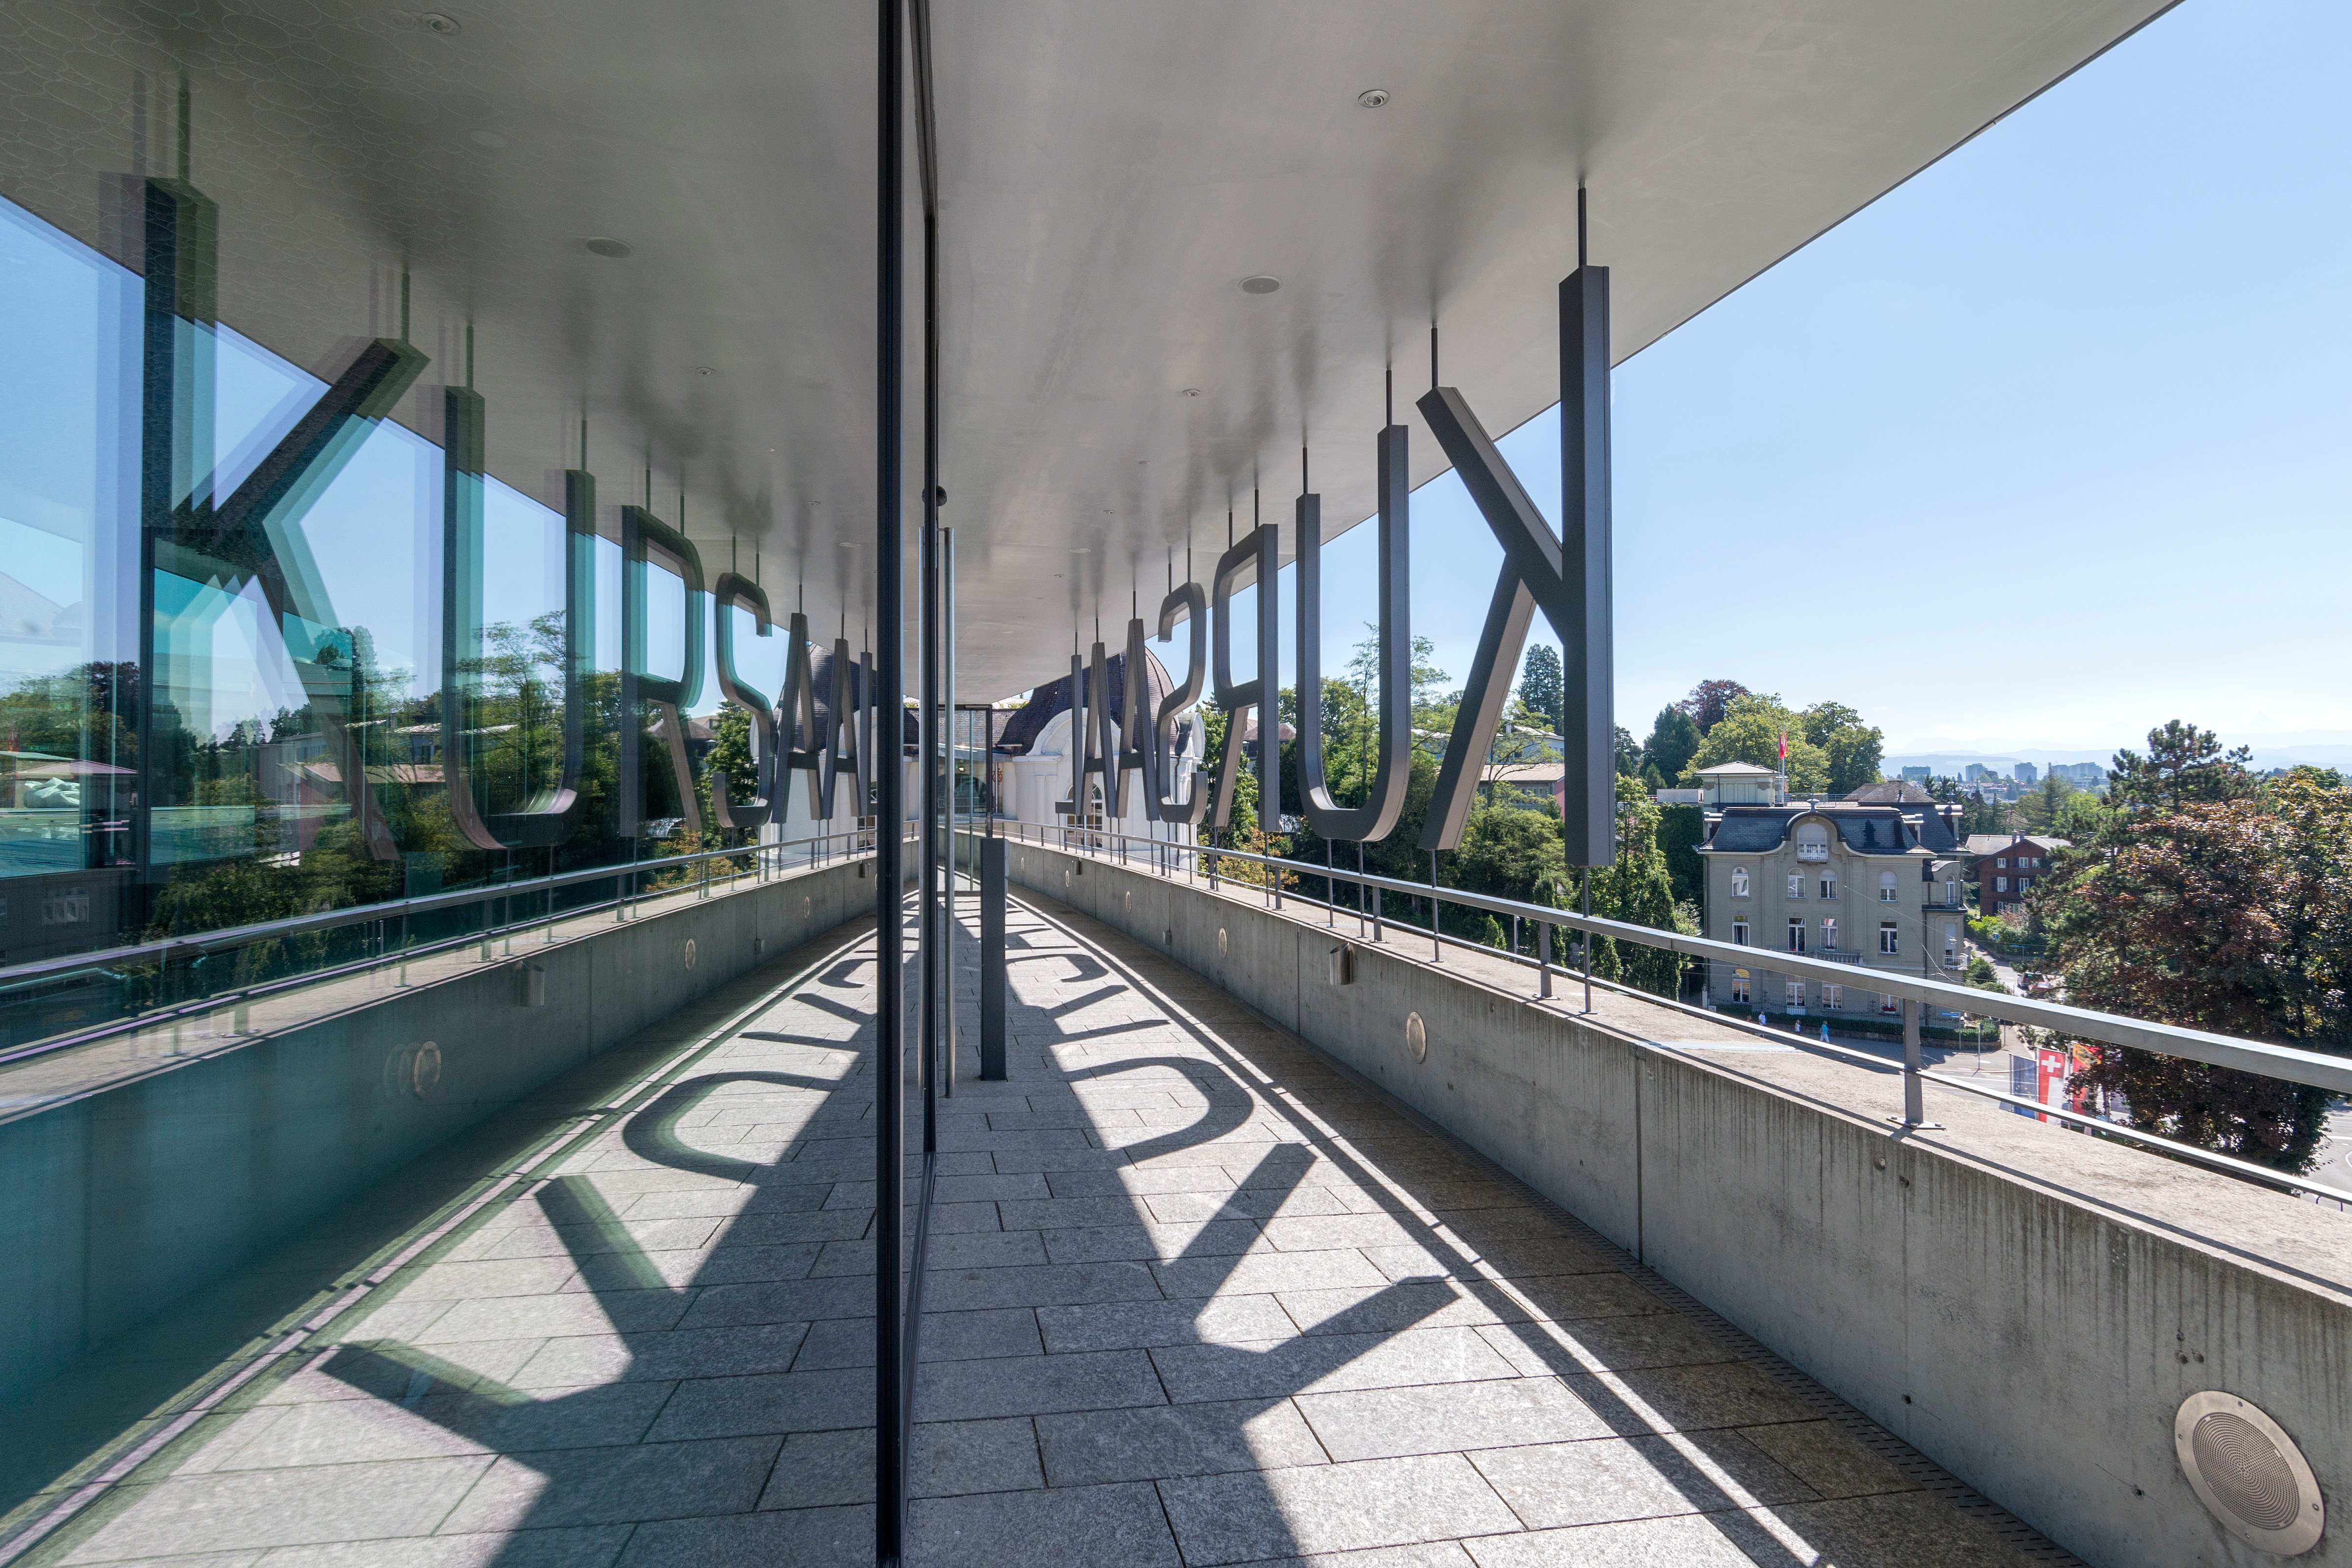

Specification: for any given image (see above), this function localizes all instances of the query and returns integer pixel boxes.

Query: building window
[1880,920,1899,955]
[1730,867,1750,898]
[1787,873,1804,899]
[1819,870,1837,899]
[1996,857,2008,869]
[1944,922,1960,967]
[1731,969,1751,1004]
[1878,871,1898,904]
[1794,823,1831,862]
[1787,918,1805,953]
[1786,979,1805,1008]
[1943,878,1957,905]
[1822,917,1838,950]
[1732,919,1749,946]
[1995,876,2008,893]
[1824,983,1843,1010]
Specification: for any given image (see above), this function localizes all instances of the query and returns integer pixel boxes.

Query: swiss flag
[1776,729,1788,762]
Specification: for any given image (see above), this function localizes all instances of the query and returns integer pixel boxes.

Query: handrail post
[1898,997,1932,1128]
[1538,921,1553,999]
[1429,850,1441,963]
[1581,873,1593,1013]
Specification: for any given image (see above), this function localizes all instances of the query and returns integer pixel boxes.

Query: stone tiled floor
[27,894,2054,1567]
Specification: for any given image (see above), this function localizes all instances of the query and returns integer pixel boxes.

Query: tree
[1347,623,1446,710]
[1676,679,1750,732]
[1586,792,1696,997]
[1655,801,1706,906]
[1643,705,1701,782]
[1819,723,1885,797]
[1513,644,1563,735]
[1684,693,1828,794]
[2034,724,2350,1173]
[1613,726,1642,778]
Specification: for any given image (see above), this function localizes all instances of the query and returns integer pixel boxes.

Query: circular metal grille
[2176,1391,2324,1555]
[1405,1012,1427,1062]
[2191,1412,2299,1532]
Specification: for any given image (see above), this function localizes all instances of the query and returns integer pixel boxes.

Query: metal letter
[776,613,825,822]
[1152,584,1207,826]
[620,504,705,839]
[1414,378,1602,858]
[1295,425,1411,842]
[1207,525,1279,832]
[710,571,775,830]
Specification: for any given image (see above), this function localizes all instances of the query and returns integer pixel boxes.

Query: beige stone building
[1696,781,1970,1023]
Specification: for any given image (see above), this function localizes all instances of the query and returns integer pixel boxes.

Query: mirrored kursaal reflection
[0,14,885,1058]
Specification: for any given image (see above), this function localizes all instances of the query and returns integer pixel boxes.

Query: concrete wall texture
[0,856,902,1407]
[1004,836,2352,1568]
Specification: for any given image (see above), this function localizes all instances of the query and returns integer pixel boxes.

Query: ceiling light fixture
[419,11,460,35]
[1358,88,1390,108]
[1240,275,1280,295]
[1181,388,1200,397]
[585,237,632,258]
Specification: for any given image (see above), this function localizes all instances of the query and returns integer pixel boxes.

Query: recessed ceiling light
[585,237,632,258]
[1358,88,1391,108]
[696,366,715,376]
[1240,275,1280,295]
[1181,388,1201,397]
[419,11,460,34]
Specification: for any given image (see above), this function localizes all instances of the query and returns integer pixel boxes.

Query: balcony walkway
[18,890,2068,1567]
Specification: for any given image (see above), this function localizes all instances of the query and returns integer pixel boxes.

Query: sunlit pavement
[23,895,2069,1567]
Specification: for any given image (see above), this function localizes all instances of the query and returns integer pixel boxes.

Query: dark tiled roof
[1844,780,1938,804]
[1703,805,1936,857]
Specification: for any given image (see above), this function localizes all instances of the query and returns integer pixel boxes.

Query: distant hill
[1886,744,2352,779]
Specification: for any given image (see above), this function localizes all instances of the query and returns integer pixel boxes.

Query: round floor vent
[2176,1391,2323,1555]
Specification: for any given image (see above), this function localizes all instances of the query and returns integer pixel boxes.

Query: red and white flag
[1776,728,1788,762]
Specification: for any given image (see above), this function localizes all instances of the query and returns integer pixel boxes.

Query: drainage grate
[2177,1391,2324,1554]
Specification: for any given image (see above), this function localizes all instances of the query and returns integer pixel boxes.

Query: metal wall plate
[2176,1390,2323,1555]
[1406,1011,1427,1062]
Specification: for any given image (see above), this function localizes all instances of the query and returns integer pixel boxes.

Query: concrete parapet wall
[1005,837,2352,1568]
[0,857,901,1406]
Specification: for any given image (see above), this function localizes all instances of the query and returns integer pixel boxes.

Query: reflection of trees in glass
[458,613,569,816]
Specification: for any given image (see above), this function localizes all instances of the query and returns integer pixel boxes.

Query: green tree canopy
[2034,723,2351,1172]
[1676,679,1750,732]
[1512,643,1563,734]
[1642,704,1702,781]
[1683,693,1828,793]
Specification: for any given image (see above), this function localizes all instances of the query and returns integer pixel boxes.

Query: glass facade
[0,17,893,1055]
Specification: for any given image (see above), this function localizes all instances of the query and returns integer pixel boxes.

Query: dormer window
[1794,822,1830,863]
[1730,867,1750,898]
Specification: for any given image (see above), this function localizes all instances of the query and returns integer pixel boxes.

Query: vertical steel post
[1430,849,1441,962]
[1560,189,1615,873]
[944,530,956,1092]
[872,0,906,1555]
[1538,921,1553,999]
[980,833,1007,1079]
[1902,998,1925,1126]
[1582,873,1593,1012]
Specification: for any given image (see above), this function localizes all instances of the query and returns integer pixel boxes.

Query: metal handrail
[0,827,891,990]
[995,819,2352,1099]
[985,819,2352,1202]
[0,824,918,1071]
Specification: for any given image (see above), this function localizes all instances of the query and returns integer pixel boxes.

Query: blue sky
[1304,0,2352,761]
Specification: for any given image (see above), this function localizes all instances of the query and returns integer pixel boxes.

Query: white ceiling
[2,0,2175,697]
